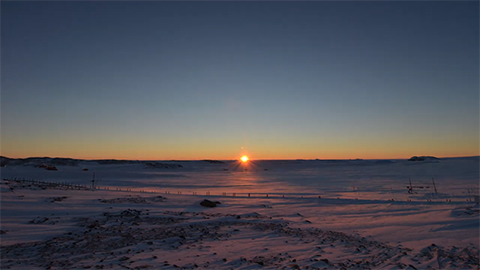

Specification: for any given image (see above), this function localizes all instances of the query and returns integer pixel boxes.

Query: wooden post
[408,178,413,194]
[432,178,437,194]
[91,172,96,190]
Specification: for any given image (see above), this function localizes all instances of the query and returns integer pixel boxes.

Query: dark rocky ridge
[408,156,439,161]
[1,156,80,167]
[0,156,184,169]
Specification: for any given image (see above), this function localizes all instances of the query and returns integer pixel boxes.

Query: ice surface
[1,157,478,269]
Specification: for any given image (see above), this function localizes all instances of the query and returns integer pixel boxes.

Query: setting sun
[241,155,249,162]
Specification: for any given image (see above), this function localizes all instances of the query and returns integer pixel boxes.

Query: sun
[241,155,249,162]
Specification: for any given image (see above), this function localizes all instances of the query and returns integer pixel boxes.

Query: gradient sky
[2,1,479,160]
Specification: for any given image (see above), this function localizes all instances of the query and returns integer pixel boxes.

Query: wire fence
[5,178,90,190]
[3,178,478,204]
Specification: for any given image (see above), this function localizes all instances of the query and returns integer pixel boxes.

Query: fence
[3,178,476,204]
[5,178,89,190]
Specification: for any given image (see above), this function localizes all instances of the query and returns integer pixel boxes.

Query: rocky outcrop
[200,199,221,207]
[408,156,439,161]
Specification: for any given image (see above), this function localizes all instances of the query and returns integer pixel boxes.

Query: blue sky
[2,1,478,160]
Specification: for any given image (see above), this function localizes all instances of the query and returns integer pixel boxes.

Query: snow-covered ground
[1,157,479,269]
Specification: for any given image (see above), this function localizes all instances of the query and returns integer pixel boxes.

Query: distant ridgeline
[408,156,439,161]
[201,160,225,164]
[93,159,142,165]
[5,155,475,169]
[144,162,183,169]
[0,156,80,167]
[0,156,181,168]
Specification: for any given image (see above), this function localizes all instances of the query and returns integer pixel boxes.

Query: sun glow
[241,155,249,162]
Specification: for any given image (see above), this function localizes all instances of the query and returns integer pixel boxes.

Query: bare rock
[200,199,221,208]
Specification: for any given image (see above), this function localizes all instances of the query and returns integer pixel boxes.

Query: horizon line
[2,155,479,162]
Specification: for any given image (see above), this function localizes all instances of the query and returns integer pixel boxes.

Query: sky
[1,1,479,160]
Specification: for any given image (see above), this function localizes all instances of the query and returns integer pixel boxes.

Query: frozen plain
[1,157,479,269]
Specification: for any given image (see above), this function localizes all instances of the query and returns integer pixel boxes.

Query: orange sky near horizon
[3,134,478,160]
